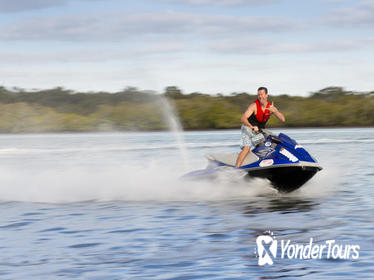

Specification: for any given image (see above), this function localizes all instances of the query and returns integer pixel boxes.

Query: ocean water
[0,128,373,279]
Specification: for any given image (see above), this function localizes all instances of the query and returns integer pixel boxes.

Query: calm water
[0,128,373,279]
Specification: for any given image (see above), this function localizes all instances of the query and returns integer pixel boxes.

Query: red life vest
[255,99,271,123]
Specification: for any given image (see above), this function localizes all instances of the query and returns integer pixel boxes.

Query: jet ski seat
[205,152,259,167]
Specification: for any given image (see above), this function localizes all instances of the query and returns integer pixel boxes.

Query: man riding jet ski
[183,87,322,192]
[183,129,322,192]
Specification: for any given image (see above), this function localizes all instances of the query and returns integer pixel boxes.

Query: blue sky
[0,0,373,95]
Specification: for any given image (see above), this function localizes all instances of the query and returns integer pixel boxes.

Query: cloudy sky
[0,0,373,95]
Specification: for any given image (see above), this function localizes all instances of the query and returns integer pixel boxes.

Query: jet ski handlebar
[258,129,282,144]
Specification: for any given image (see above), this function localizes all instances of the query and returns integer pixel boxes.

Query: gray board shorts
[240,124,265,149]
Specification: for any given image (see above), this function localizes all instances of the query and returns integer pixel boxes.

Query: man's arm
[241,103,257,129]
[268,102,285,122]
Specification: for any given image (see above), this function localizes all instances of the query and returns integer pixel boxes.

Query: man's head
[257,87,268,105]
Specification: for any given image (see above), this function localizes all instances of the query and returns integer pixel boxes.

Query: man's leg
[235,146,251,168]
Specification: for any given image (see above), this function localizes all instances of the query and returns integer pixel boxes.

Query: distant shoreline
[1,86,373,133]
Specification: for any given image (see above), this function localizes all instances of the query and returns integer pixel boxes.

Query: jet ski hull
[246,165,321,193]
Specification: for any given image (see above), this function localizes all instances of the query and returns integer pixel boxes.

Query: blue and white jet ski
[183,130,322,193]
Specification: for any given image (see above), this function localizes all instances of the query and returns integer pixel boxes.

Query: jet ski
[183,130,322,193]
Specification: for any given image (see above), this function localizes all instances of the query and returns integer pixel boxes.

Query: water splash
[282,159,341,199]
[0,163,273,203]
[159,96,190,171]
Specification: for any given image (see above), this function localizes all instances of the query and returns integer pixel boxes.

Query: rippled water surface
[0,128,373,279]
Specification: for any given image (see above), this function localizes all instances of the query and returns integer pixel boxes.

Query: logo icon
[259,159,274,167]
[256,235,278,266]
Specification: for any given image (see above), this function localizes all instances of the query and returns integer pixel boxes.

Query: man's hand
[253,126,259,133]
[267,101,277,113]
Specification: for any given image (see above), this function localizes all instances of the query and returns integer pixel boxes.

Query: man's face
[257,89,268,104]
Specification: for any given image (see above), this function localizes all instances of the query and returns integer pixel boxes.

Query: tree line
[0,86,373,133]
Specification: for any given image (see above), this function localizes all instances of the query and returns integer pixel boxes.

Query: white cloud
[209,37,374,54]
[0,43,185,64]
[0,0,102,13]
[326,0,374,27]
[324,0,346,3]
[163,0,281,6]
[0,0,68,12]
[0,11,298,42]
